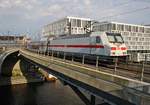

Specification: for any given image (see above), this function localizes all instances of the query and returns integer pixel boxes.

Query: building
[92,21,150,61]
[0,35,27,48]
[42,16,92,37]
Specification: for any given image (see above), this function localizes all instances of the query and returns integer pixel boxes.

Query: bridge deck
[20,49,150,105]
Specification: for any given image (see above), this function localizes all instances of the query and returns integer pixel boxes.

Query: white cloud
[83,0,91,6]
[41,4,63,17]
[0,0,11,8]
[0,0,40,10]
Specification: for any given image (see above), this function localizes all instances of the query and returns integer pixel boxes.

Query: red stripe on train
[48,45,104,48]
[49,45,65,47]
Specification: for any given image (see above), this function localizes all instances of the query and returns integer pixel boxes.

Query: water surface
[0,80,85,105]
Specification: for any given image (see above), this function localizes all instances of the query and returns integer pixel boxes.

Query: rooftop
[94,21,150,28]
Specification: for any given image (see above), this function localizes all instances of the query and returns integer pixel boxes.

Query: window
[106,33,124,43]
[77,19,81,27]
[144,28,150,33]
[132,26,137,32]
[144,34,150,37]
[96,36,101,43]
[117,24,124,31]
[106,24,111,30]
[107,35,115,42]
[129,26,131,31]
[71,19,76,27]
[111,24,116,30]
[125,25,131,31]
[115,35,124,43]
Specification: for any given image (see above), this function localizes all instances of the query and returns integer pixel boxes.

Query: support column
[72,54,74,62]
[91,95,96,105]
[69,84,91,105]
[68,84,97,105]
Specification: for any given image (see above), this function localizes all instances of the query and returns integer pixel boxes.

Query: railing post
[44,51,46,56]
[145,54,147,65]
[51,50,54,60]
[38,50,39,55]
[57,52,59,57]
[72,54,74,62]
[82,55,85,64]
[141,61,145,81]
[64,52,66,61]
[96,56,99,68]
[114,57,118,74]
[47,50,49,56]
[49,51,51,56]
[90,95,96,105]
[126,55,128,65]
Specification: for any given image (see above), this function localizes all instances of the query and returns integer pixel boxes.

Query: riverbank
[0,75,44,86]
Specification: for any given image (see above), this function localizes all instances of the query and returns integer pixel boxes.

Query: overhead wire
[96,0,150,21]
[97,0,135,14]
[99,6,150,21]
[132,0,150,3]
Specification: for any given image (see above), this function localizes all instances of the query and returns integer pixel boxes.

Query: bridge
[0,49,19,76]
[0,49,150,105]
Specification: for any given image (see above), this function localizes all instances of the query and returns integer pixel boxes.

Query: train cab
[91,32,127,56]
[106,32,127,56]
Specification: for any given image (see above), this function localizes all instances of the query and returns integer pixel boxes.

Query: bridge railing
[22,49,150,83]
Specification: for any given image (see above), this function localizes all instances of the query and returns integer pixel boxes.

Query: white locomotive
[28,32,127,57]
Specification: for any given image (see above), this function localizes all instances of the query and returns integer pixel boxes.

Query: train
[27,32,127,60]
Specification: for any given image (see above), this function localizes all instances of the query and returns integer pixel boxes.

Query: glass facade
[92,22,150,51]
[42,17,91,37]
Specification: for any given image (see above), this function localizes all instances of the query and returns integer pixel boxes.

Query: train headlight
[121,47,127,50]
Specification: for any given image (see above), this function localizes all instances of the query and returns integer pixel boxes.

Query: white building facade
[42,16,91,37]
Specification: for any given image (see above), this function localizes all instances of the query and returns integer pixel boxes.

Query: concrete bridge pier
[70,84,96,105]
[1,51,19,76]
[19,58,39,75]
[60,80,108,105]
[0,51,39,77]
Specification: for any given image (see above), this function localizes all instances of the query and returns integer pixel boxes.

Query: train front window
[107,35,115,43]
[115,35,124,43]
[107,33,124,43]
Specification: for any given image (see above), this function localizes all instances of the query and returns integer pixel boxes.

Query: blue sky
[0,0,150,39]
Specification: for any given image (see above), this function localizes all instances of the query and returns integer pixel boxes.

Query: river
[0,80,85,105]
